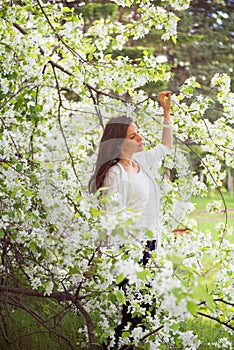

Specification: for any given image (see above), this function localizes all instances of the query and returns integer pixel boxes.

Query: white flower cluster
[180,330,201,350]
[161,0,192,11]
[133,23,151,40]
[162,16,178,41]
[209,337,233,349]
[115,258,142,285]
[180,77,201,98]
[110,0,130,7]
[211,73,231,94]
[202,154,226,187]
[211,74,234,119]
[205,200,223,214]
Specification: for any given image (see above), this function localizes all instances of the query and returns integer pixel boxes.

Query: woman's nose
[137,133,143,142]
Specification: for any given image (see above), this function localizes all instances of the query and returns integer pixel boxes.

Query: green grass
[2,309,233,350]
[0,301,86,350]
[190,190,234,234]
[191,189,234,210]
[185,316,234,350]
[187,191,234,348]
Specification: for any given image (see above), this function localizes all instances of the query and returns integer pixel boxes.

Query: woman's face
[120,123,144,156]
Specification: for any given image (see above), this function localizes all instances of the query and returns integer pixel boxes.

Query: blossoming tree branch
[0,0,233,349]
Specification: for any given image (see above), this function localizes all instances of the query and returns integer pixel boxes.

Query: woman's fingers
[158,91,172,107]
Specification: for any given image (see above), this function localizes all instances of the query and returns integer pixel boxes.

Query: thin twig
[198,311,234,331]
[0,285,72,301]
[0,311,11,347]
[13,22,28,35]
[214,299,234,307]
[88,86,104,129]
[8,296,75,350]
[37,0,85,62]
[51,63,82,189]
[174,134,228,241]
[202,118,233,152]
[123,325,164,350]
[141,325,164,341]
[74,300,98,350]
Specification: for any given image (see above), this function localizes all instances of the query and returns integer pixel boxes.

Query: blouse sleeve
[145,144,170,163]
[134,144,170,171]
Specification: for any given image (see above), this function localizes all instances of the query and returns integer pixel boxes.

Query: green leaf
[115,290,126,305]
[171,35,177,44]
[203,292,216,311]
[171,323,180,331]
[187,301,198,314]
[30,241,37,250]
[16,163,23,172]
[117,273,125,284]
[69,266,80,275]
[191,285,215,311]
[136,269,151,281]
[0,228,4,239]
[108,293,117,303]
[38,286,44,293]
[191,285,205,300]
[63,7,71,13]
[125,0,131,7]
[30,175,37,184]
[122,331,130,338]
[146,230,154,240]
[90,207,101,217]
[82,231,91,239]
[23,189,34,197]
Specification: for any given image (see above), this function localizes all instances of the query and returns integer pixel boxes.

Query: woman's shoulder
[104,163,123,187]
[107,163,121,175]
[105,163,122,182]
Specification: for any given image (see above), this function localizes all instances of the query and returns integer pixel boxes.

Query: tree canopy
[0,0,233,349]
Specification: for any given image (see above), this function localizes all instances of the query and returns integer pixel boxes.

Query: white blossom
[180,330,201,349]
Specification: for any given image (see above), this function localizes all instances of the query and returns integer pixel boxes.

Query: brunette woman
[89,91,173,349]
[89,91,173,247]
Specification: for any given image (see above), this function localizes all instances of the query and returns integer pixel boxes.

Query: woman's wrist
[163,113,173,127]
[163,108,170,117]
[163,117,172,124]
[163,121,173,128]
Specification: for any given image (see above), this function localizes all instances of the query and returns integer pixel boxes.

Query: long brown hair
[89,115,133,193]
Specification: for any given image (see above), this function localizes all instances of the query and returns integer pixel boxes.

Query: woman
[89,91,173,248]
[89,91,173,349]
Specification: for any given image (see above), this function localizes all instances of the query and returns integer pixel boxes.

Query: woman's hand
[158,91,172,123]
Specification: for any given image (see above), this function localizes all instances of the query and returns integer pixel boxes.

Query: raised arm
[158,91,173,150]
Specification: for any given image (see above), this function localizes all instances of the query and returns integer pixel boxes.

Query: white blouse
[103,144,169,244]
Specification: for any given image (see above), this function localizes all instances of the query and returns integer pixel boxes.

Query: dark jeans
[141,239,157,266]
[114,240,157,347]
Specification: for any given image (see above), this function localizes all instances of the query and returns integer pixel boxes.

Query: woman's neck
[119,157,139,173]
